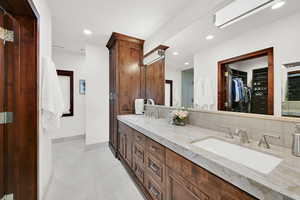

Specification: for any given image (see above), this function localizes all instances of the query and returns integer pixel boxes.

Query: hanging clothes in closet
[231,78,252,112]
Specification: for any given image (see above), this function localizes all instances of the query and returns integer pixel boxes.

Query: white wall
[85,44,109,145]
[31,0,53,199]
[165,66,182,107]
[194,12,300,116]
[51,49,86,139]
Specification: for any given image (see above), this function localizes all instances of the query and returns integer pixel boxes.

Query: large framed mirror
[282,62,300,118]
[57,70,74,117]
[218,48,274,115]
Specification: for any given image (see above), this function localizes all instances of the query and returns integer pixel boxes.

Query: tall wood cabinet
[144,45,169,105]
[106,33,144,155]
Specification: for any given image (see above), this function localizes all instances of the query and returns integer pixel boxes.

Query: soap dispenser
[292,124,300,157]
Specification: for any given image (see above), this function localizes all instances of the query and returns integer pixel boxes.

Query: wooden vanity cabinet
[165,149,257,200]
[116,122,257,200]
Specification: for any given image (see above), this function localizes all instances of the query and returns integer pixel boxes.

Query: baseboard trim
[85,141,108,151]
[52,134,85,144]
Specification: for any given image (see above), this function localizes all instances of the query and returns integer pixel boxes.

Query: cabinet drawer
[146,154,165,185]
[147,138,165,162]
[133,143,145,164]
[133,161,145,184]
[134,131,146,146]
[146,176,165,200]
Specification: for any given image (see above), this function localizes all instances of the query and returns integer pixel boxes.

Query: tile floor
[45,139,144,200]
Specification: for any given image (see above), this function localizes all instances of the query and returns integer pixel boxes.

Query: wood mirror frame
[57,70,74,117]
[218,47,274,115]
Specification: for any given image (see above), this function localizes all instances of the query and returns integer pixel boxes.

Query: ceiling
[49,0,300,71]
[164,0,300,70]
[49,0,196,52]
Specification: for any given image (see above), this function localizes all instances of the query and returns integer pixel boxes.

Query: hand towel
[41,57,66,131]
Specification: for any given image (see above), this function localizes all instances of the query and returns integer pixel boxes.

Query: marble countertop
[118,115,300,200]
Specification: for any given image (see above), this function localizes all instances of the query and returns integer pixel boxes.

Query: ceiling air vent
[214,0,277,28]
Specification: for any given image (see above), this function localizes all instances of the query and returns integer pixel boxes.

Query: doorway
[182,69,194,108]
[0,1,39,200]
[218,48,274,115]
[165,80,173,107]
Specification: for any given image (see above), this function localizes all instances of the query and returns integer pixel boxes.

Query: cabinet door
[166,168,209,200]
[146,59,165,105]
[118,41,142,114]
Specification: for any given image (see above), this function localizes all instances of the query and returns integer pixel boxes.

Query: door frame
[165,80,173,107]
[0,0,39,200]
[217,47,274,115]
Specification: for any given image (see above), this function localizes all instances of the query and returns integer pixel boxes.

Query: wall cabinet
[106,33,144,156]
[116,121,257,200]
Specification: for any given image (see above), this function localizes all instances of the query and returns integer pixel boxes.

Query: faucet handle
[238,129,250,144]
[258,134,280,149]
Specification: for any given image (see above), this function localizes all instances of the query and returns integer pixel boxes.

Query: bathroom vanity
[115,114,300,200]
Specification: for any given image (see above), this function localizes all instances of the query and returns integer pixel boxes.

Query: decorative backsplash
[145,105,299,149]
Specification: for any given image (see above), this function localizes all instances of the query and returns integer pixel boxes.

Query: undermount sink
[192,138,282,174]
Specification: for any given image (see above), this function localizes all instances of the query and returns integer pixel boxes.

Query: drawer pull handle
[150,162,159,172]
[149,185,160,197]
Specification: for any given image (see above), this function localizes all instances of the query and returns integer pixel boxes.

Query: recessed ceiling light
[83,29,93,35]
[184,62,189,66]
[272,1,285,9]
[173,52,179,55]
[206,35,214,40]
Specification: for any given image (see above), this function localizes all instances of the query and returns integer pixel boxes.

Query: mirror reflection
[221,55,270,115]
[142,0,300,118]
[282,62,300,118]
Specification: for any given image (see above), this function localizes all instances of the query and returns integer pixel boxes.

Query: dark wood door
[2,12,38,200]
[0,9,5,200]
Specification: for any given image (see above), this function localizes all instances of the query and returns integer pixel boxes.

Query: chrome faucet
[258,134,280,149]
[235,129,250,144]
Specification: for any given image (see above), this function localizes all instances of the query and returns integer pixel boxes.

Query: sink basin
[192,138,282,174]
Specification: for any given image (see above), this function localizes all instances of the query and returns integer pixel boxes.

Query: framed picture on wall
[79,79,86,95]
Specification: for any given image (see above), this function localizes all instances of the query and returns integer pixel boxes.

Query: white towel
[195,77,214,110]
[42,57,65,131]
